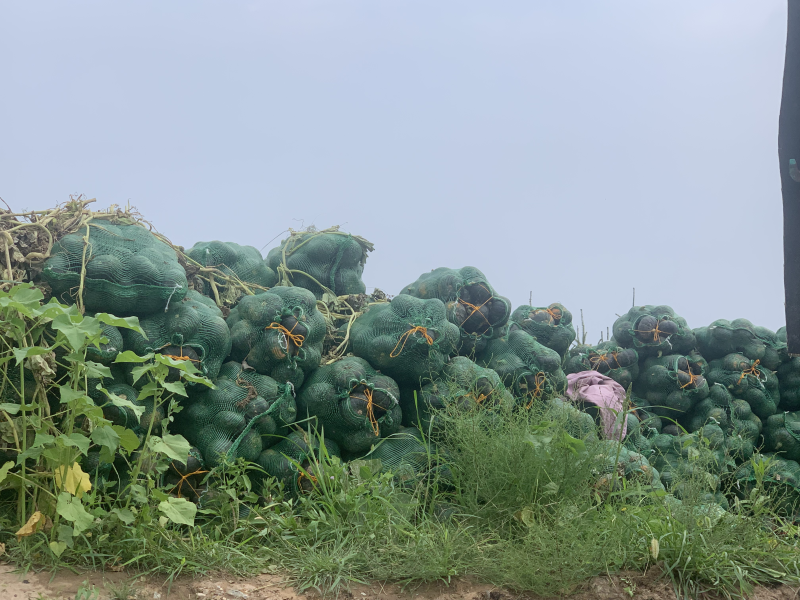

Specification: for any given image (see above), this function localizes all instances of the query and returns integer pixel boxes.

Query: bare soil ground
[0,563,797,600]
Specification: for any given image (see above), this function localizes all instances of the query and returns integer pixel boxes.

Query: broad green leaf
[62,433,90,456]
[16,447,43,465]
[90,425,120,452]
[150,433,190,463]
[96,313,146,337]
[158,497,197,526]
[111,426,141,453]
[0,461,14,485]
[112,507,135,525]
[49,541,67,557]
[32,433,55,448]
[60,386,91,406]
[51,313,101,351]
[162,380,187,397]
[12,346,51,365]
[137,381,158,399]
[131,364,152,384]
[114,351,151,363]
[98,386,144,419]
[56,492,94,535]
[84,361,112,380]
[0,403,20,415]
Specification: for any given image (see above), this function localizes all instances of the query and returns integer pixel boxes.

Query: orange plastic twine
[170,468,208,499]
[738,359,762,385]
[161,348,200,363]
[458,284,494,329]
[265,321,305,348]
[297,471,318,492]
[634,318,669,342]
[361,388,381,437]
[589,353,610,369]
[525,372,547,409]
[545,307,562,323]
[679,368,699,390]
[390,325,434,358]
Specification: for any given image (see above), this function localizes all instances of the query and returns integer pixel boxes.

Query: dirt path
[0,563,797,600]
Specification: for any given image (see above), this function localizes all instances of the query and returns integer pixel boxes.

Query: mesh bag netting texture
[705,353,780,421]
[122,290,232,380]
[348,294,460,386]
[256,430,341,497]
[763,412,800,463]
[42,222,187,315]
[227,286,326,388]
[356,427,452,487]
[174,361,297,468]
[775,327,800,411]
[476,325,567,406]
[612,305,695,357]
[592,440,665,493]
[508,303,576,358]
[296,356,402,455]
[695,319,787,371]
[400,356,514,432]
[733,454,800,516]
[186,241,278,297]
[266,229,373,299]
[564,342,639,390]
[633,353,709,420]
[399,266,511,356]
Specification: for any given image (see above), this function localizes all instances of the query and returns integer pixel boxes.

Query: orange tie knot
[266,321,306,348]
[737,359,762,385]
[525,372,547,409]
[589,353,610,369]
[457,283,493,328]
[390,325,434,358]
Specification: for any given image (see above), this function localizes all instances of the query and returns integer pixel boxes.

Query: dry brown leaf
[15,511,44,541]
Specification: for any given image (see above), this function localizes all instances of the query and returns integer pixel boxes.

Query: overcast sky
[0,1,789,342]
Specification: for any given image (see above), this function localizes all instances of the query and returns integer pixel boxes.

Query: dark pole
[781,1,800,354]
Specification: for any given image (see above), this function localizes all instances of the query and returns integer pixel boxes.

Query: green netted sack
[266,229,372,299]
[164,446,206,502]
[733,454,800,516]
[399,266,511,356]
[705,353,780,421]
[42,223,187,315]
[96,382,164,439]
[187,241,277,297]
[122,290,231,380]
[356,427,451,487]
[763,412,800,463]
[400,356,514,432]
[612,305,695,357]
[564,342,639,390]
[634,354,709,420]
[349,295,460,386]
[548,397,600,442]
[256,430,341,497]
[477,325,567,405]
[175,362,297,468]
[86,318,123,365]
[651,429,730,494]
[508,303,576,358]
[296,357,401,454]
[593,441,665,492]
[227,286,326,387]
[696,320,787,371]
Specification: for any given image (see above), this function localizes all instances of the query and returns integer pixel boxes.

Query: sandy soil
[0,563,797,600]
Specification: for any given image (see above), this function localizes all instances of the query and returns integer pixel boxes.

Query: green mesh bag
[696,320,787,371]
[356,427,452,487]
[227,286,326,388]
[296,357,402,454]
[508,303,576,358]
[186,241,277,297]
[612,305,695,357]
[763,412,800,463]
[593,440,665,492]
[256,430,341,497]
[733,454,800,517]
[476,325,567,406]
[705,353,780,421]
[348,295,460,386]
[685,382,762,456]
[42,223,187,315]
[95,382,164,439]
[86,318,123,365]
[564,342,639,390]
[400,266,511,356]
[777,359,800,413]
[547,397,600,442]
[266,229,372,299]
[400,356,514,432]
[122,290,231,380]
[164,446,206,502]
[175,361,297,468]
[634,354,709,420]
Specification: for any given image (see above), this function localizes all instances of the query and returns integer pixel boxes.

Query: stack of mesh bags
[592,440,665,493]
[227,286,326,387]
[42,223,188,315]
[732,454,800,517]
[257,430,341,497]
[266,229,372,299]
[762,412,800,463]
[564,342,639,390]
[122,290,231,380]
[776,327,800,411]
[174,362,297,468]
[296,356,402,455]
[186,241,277,299]
[399,267,511,356]
[507,303,576,358]
[477,324,567,406]
[632,353,709,424]
[704,353,780,421]
[695,319,787,371]
[348,294,460,387]
[612,305,696,357]
[356,427,452,487]
[400,356,514,432]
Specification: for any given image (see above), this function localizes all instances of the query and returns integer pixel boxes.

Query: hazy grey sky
[0,1,788,341]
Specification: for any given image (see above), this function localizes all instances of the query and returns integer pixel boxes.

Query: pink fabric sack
[566,371,628,440]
